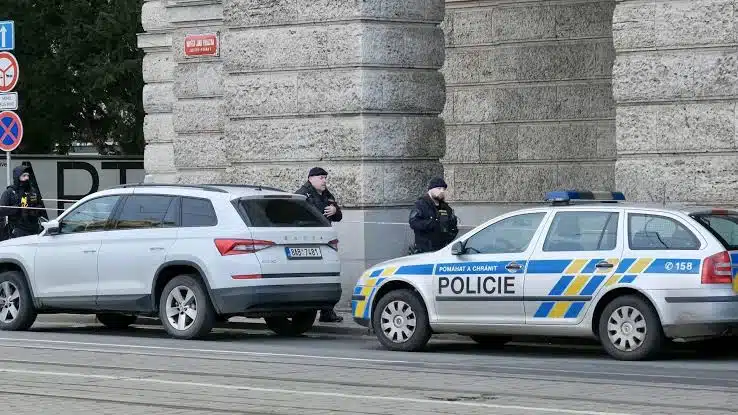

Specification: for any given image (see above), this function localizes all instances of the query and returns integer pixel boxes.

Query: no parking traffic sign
[0,52,18,93]
[0,110,22,152]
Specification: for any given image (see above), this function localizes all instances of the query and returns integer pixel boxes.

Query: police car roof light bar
[545,190,626,205]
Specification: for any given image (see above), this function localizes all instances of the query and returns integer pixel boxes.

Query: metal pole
[5,151,8,187]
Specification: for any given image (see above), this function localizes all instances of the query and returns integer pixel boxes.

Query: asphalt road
[0,321,736,415]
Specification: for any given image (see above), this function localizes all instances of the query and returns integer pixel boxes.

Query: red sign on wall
[184,33,219,57]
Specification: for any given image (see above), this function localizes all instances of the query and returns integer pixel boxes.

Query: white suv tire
[0,271,37,331]
[159,275,216,340]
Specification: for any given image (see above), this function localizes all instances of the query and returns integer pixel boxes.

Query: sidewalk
[36,309,370,336]
[35,311,605,347]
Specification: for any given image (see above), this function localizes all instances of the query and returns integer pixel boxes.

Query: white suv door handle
[83,249,96,254]
[149,247,165,251]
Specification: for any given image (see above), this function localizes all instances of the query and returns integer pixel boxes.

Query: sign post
[0,22,19,188]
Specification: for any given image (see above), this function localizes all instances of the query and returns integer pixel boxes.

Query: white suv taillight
[215,239,274,256]
[701,251,733,284]
[328,239,339,251]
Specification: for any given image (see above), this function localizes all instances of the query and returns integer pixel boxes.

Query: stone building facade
[138,0,738,307]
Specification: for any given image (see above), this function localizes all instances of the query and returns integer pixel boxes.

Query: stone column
[221,0,447,305]
[139,0,177,183]
[613,0,738,205]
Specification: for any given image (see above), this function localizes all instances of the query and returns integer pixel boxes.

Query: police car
[351,191,738,361]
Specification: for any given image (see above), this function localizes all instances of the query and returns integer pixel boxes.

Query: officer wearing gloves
[409,177,459,254]
[0,165,44,238]
[295,167,344,323]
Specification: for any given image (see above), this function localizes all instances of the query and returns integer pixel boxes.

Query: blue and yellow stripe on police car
[534,257,652,319]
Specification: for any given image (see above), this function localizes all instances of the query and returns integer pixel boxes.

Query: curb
[34,314,603,346]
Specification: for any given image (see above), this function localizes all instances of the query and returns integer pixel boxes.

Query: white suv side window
[60,195,121,234]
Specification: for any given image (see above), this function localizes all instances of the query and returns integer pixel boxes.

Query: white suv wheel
[159,275,215,339]
[165,286,198,331]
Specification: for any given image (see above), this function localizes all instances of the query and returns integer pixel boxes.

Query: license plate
[285,247,322,259]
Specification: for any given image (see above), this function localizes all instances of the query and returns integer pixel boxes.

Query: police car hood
[366,251,438,273]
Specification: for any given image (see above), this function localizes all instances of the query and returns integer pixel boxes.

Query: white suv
[0,183,342,339]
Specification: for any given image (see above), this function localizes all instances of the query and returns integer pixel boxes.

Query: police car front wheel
[598,295,664,361]
[372,289,431,352]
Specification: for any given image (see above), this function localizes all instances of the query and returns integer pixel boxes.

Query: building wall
[441,0,617,203]
[613,0,738,205]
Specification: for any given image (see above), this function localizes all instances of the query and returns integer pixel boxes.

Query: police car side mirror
[451,241,466,255]
[41,220,60,236]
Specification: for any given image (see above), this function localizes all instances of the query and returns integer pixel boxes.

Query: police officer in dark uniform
[295,167,343,322]
[0,165,44,238]
[409,177,459,254]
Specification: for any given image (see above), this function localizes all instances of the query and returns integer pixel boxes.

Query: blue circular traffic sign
[0,110,22,152]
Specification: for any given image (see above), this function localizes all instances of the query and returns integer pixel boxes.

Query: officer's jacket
[409,194,459,253]
[295,182,343,223]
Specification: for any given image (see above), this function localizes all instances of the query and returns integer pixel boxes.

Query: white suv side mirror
[42,220,60,236]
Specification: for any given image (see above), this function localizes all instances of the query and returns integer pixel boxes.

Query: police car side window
[464,212,546,254]
[543,211,618,252]
[628,214,700,250]
[60,196,121,234]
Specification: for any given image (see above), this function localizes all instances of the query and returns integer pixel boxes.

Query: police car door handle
[596,261,614,269]
[505,262,522,271]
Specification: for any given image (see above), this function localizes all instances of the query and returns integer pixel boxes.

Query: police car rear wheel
[373,289,430,352]
[599,295,664,361]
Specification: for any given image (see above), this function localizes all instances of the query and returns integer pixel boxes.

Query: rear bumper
[661,295,738,338]
[211,283,342,316]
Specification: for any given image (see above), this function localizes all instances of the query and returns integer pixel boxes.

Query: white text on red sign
[184,34,219,57]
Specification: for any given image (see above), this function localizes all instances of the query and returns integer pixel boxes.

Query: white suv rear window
[692,213,738,250]
[239,198,330,228]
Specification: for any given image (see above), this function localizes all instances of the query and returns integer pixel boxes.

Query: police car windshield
[692,213,738,250]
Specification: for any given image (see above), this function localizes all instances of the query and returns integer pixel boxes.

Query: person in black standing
[0,165,44,238]
[409,177,459,254]
[295,167,343,323]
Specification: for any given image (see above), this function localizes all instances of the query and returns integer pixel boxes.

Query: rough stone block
[517,122,613,161]
[341,69,446,114]
[224,117,363,162]
[144,143,176,173]
[556,162,615,191]
[137,32,172,51]
[142,83,174,113]
[176,169,226,184]
[452,81,613,123]
[363,116,445,159]
[141,0,169,32]
[617,102,736,153]
[143,113,175,144]
[173,134,228,168]
[444,40,614,85]
[479,124,519,162]
[142,52,175,83]
[613,50,738,102]
[555,1,614,39]
[616,156,738,203]
[451,164,559,202]
[614,0,735,51]
[224,73,299,117]
[613,1,655,50]
[173,62,223,98]
[172,99,224,133]
[226,69,444,117]
[449,161,616,202]
[224,0,444,27]
[443,125,480,163]
[167,1,223,25]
